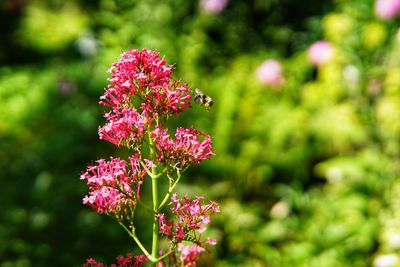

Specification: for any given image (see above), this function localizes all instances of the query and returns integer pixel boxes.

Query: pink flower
[83,253,149,267]
[177,244,206,266]
[100,49,192,117]
[307,41,334,66]
[151,126,215,169]
[256,59,284,87]
[142,80,192,116]
[82,186,128,214]
[80,156,151,214]
[375,0,400,20]
[83,258,105,267]
[98,107,147,148]
[199,0,229,13]
[157,193,219,245]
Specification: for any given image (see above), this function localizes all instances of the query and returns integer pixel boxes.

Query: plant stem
[149,133,159,264]
[158,170,181,210]
[118,221,151,259]
[151,172,159,263]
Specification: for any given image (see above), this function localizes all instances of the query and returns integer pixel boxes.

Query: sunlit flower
[151,126,215,169]
[307,41,334,66]
[100,49,192,117]
[98,107,147,148]
[157,193,220,244]
[80,156,152,214]
[199,0,229,13]
[256,59,284,87]
[375,0,400,20]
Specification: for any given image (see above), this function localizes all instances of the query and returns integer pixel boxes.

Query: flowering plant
[81,49,219,266]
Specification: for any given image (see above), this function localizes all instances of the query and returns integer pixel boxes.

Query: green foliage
[1,0,400,266]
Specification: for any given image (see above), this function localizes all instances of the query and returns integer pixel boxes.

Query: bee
[194,88,214,111]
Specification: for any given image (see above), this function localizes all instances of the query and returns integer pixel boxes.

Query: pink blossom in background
[307,41,334,66]
[256,59,284,87]
[375,0,400,20]
[199,0,228,13]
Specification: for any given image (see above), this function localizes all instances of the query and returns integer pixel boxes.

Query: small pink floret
[256,59,284,87]
[307,40,334,66]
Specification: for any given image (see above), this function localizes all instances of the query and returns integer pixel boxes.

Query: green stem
[155,250,173,262]
[149,133,159,264]
[158,170,182,210]
[118,221,151,259]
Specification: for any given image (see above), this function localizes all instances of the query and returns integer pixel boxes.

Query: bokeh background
[1,0,400,266]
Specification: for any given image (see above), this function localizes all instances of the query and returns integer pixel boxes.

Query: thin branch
[158,170,181,210]
[155,250,173,262]
[118,221,152,260]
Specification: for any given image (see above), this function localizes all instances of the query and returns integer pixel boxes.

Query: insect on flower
[194,88,214,111]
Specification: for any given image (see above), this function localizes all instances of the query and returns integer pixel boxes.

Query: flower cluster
[157,193,220,245]
[83,253,148,267]
[98,107,147,148]
[100,49,192,118]
[81,48,218,266]
[151,126,215,170]
[80,155,152,215]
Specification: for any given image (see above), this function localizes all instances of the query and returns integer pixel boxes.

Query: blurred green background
[1,0,400,266]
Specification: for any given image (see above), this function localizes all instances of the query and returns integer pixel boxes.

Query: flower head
[256,59,284,87]
[151,126,215,170]
[80,156,152,215]
[307,41,334,66]
[98,107,147,148]
[157,193,220,244]
[100,49,192,117]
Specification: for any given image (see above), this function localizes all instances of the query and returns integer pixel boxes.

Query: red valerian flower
[100,49,192,117]
[83,253,149,267]
[177,244,206,267]
[80,156,153,214]
[156,193,220,245]
[101,49,173,106]
[151,126,215,170]
[98,107,147,148]
[143,80,192,116]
